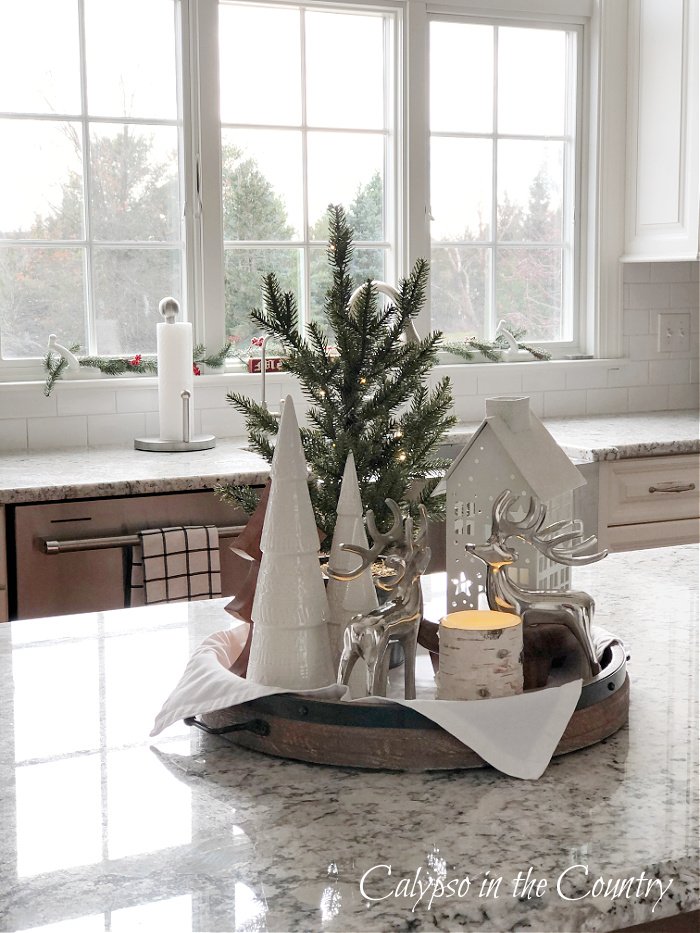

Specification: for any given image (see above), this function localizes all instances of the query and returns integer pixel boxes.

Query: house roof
[442,397,585,500]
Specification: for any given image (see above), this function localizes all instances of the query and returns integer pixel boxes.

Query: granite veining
[0,411,697,505]
[0,437,270,504]
[446,409,699,461]
[0,546,697,932]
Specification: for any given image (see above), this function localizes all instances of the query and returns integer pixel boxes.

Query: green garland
[43,342,242,396]
[442,329,552,363]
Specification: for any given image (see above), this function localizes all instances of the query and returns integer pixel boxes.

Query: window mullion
[300,7,311,331]
[192,0,225,351]
[490,23,499,339]
[77,0,96,355]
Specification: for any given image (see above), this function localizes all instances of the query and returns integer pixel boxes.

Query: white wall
[0,261,697,452]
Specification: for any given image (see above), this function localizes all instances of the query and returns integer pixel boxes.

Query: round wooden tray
[192,643,629,772]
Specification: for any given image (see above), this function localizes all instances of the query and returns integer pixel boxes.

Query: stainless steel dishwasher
[10,490,251,620]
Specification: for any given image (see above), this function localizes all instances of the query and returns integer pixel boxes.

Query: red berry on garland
[128,354,142,367]
[193,364,201,376]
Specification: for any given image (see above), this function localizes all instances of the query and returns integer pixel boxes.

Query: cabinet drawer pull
[648,482,696,494]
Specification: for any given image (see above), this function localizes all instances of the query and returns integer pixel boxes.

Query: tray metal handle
[184,716,270,737]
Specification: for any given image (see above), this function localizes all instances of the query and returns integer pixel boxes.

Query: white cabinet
[623,0,699,261]
[598,453,700,551]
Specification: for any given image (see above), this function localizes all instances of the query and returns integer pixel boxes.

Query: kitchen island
[0,546,697,933]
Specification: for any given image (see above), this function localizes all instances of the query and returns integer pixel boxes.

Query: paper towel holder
[134,298,216,452]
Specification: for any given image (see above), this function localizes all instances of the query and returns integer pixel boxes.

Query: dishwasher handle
[42,524,247,554]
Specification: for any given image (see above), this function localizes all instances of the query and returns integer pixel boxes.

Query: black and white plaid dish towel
[129,525,222,606]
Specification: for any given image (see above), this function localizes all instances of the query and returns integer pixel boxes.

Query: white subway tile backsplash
[606,361,649,387]
[0,419,28,450]
[543,390,587,418]
[57,387,116,416]
[0,387,57,419]
[586,387,628,415]
[451,395,487,423]
[438,366,478,396]
[627,334,661,360]
[668,384,700,409]
[476,367,523,397]
[649,359,690,385]
[668,282,699,309]
[524,391,544,418]
[28,416,87,449]
[566,366,608,390]
[87,413,146,447]
[622,309,650,336]
[192,385,234,409]
[649,261,692,283]
[628,385,670,412]
[622,263,651,283]
[116,387,159,413]
[200,407,247,438]
[521,366,566,392]
[627,283,670,310]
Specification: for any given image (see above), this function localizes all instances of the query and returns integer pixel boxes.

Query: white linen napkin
[151,624,592,779]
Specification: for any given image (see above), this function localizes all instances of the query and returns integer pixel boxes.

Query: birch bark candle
[157,298,193,442]
[437,610,524,701]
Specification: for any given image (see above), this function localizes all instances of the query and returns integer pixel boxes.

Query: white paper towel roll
[157,321,193,441]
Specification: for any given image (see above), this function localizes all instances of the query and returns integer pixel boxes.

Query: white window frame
[192,0,403,350]
[0,0,628,383]
[0,0,188,380]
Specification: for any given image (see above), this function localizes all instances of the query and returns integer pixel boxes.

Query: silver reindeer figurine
[467,491,607,681]
[328,499,431,699]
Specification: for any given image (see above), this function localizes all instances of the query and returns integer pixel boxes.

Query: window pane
[309,247,386,327]
[430,22,493,134]
[219,4,302,125]
[89,124,180,242]
[430,138,492,241]
[222,130,302,240]
[498,27,567,136]
[495,247,562,340]
[0,120,84,239]
[307,133,385,241]
[431,245,490,339]
[305,11,385,129]
[0,246,86,358]
[224,248,302,342]
[498,141,563,242]
[93,247,182,354]
[0,0,81,115]
[84,0,178,119]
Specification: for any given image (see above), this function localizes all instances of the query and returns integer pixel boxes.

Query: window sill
[0,356,630,395]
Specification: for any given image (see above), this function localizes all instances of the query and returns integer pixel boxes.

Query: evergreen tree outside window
[429,18,580,346]
[0,0,594,378]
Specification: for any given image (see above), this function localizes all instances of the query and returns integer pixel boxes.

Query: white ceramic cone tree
[246,396,335,689]
[326,451,379,697]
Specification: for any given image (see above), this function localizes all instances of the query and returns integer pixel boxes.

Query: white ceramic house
[442,396,587,615]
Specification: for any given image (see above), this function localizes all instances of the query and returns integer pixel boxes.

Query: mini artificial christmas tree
[221,205,456,546]
[246,396,335,690]
[326,451,378,697]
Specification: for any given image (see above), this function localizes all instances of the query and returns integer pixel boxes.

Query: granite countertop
[0,410,697,505]
[0,546,697,932]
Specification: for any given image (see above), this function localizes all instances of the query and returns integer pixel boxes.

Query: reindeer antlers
[327,500,430,583]
[492,490,607,566]
[327,499,403,582]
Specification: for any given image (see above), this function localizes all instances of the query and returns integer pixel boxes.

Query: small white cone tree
[247,396,335,689]
[327,451,379,697]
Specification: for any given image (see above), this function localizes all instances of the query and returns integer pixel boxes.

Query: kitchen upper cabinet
[624,0,699,261]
